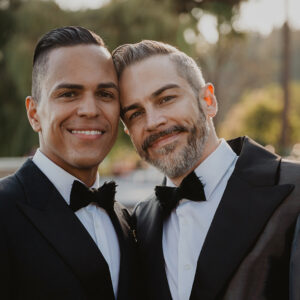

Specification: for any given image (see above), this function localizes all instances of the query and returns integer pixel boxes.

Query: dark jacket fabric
[133,136,300,300]
[0,159,137,300]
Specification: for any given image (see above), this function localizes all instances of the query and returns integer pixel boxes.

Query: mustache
[142,125,188,152]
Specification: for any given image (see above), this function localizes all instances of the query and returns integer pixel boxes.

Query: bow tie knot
[155,171,206,216]
[70,180,117,212]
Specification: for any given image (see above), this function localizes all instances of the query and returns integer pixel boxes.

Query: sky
[55,0,300,43]
[236,0,300,35]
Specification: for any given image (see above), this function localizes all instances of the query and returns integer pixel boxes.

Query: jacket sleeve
[290,214,300,300]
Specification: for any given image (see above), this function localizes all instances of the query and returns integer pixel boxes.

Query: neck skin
[170,124,220,187]
[38,149,99,187]
[72,168,99,187]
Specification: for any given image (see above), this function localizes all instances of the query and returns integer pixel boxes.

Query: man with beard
[0,26,136,299]
[112,40,300,300]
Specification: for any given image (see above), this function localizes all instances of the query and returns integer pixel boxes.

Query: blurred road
[101,166,164,209]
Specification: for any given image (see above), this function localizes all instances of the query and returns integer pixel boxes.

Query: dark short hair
[112,40,205,95]
[32,26,105,101]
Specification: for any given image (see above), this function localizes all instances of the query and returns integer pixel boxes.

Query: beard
[135,106,209,179]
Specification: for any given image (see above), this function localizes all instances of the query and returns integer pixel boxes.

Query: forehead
[119,55,185,102]
[45,44,117,87]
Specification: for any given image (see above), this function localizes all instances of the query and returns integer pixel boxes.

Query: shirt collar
[32,149,100,205]
[166,138,237,199]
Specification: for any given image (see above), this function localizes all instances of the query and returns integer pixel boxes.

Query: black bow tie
[69,180,116,212]
[155,171,206,216]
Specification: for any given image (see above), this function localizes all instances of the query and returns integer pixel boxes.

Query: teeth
[71,130,103,135]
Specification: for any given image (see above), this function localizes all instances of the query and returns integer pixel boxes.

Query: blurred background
[1,0,300,206]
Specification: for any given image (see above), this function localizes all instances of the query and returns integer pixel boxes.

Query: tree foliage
[219,82,300,152]
[0,0,299,157]
[0,0,189,156]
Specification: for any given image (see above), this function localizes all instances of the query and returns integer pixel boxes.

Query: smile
[150,132,181,149]
[69,129,105,140]
[142,125,189,153]
[71,130,104,135]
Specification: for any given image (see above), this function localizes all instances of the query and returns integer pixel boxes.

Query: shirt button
[184,264,191,270]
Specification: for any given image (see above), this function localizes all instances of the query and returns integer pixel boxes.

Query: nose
[145,109,167,132]
[77,93,99,118]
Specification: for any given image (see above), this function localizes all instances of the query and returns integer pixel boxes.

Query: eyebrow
[97,82,119,93]
[52,82,119,94]
[53,83,84,91]
[121,103,142,117]
[151,83,180,98]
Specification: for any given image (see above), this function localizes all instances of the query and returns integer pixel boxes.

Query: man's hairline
[32,43,109,102]
[118,52,203,114]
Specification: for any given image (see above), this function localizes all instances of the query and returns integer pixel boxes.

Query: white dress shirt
[32,149,120,297]
[163,139,238,300]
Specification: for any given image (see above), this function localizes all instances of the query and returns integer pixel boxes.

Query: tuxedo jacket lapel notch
[190,137,294,300]
[15,160,114,299]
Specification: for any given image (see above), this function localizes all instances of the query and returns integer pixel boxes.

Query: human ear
[202,83,218,117]
[124,126,129,135]
[25,96,41,132]
[121,118,130,135]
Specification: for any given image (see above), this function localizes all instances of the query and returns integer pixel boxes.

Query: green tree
[219,82,300,153]
[169,0,249,127]
[0,0,76,156]
[0,0,191,156]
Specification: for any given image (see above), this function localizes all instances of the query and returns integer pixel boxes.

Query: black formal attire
[133,136,300,300]
[290,214,300,300]
[0,159,137,300]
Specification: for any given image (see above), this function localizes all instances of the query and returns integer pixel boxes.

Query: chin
[69,156,103,170]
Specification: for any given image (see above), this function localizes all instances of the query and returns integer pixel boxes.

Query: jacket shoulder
[0,174,24,217]
[0,174,23,200]
[280,159,300,184]
[132,194,162,228]
[134,193,157,215]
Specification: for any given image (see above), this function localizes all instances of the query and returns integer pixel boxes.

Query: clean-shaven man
[0,26,136,300]
[112,40,300,300]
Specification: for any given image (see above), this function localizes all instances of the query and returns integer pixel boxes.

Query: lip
[150,132,182,149]
[68,128,105,140]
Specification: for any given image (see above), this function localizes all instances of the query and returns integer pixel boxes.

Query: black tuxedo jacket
[133,136,300,300]
[290,214,300,300]
[0,159,137,300]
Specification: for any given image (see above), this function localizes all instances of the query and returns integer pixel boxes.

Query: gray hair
[112,40,206,96]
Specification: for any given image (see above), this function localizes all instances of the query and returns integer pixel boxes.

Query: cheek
[104,103,120,124]
[129,129,144,149]
[36,109,50,132]
[108,115,120,133]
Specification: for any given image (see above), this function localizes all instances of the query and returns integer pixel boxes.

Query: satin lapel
[108,204,133,300]
[138,197,172,300]
[190,137,295,300]
[15,160,114,299]
[190,175,293,299]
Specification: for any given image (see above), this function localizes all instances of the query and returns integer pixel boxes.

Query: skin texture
[26,44,120,186]
[119,55,219,186]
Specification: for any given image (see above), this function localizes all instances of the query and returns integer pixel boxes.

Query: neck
[38,149,99,187]
[71,168,98,187]
[170,132,220,186]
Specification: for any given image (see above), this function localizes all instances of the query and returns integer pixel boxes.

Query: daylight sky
[55,0,300,41]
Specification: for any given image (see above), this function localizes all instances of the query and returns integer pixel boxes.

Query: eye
[129,110,143,121]
[160,95,175,104]
[59,91,77,98]
[97,90,115,100]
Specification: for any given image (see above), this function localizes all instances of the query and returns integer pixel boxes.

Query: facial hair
[136,105,209,179]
